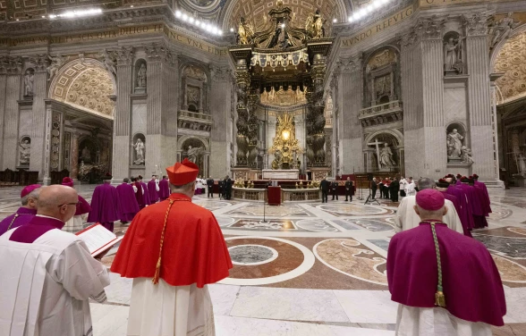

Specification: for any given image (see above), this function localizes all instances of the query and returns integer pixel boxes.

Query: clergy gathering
[1,0,526,335]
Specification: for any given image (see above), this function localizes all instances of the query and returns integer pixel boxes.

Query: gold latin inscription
[341,6,414,48]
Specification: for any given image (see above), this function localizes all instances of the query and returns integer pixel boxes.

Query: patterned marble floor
[1,185,526,335]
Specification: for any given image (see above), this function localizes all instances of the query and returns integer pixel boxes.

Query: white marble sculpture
[24,69,34,97]
[136,63,147,92]
[461,146,474,165]
[444,35,463,74]
[19,139,30,165]
[132,138,145,165]
[187,145,205,163]
[47,54,64,81]
[379,143,396,167]
[491,13,520,49]
[447,129,464,158]
[102,50,117,76]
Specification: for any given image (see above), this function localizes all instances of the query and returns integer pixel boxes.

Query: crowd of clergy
[0,162,508,336]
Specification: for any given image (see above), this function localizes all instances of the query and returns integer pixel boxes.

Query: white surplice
[393,196,463,234]
[0,228,110,336]
[396,305,492,336]
[127,278,215,336]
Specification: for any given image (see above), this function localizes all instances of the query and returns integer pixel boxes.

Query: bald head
[37,185,79,222]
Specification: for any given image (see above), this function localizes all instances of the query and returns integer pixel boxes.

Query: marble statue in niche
[447,128,464,158]
[490,13,520,49]
[443,32,465,75]
[186,145,205,163]
[24,68,34,97]
[135,62,147,94]
[132,137,145,165]
[19,137,31,166]
[379,143,396,168]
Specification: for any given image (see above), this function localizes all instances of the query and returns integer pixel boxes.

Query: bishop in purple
[158,175,170,201]
[0,184,42,236]
[87,178,121,232]
[138,175,151,206]
[116,178,140,223]
[147,175,159,204]
[387,189,506,334]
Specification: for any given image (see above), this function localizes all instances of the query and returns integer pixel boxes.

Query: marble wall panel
[131,102,147,136]
[18,109,32,141]
[444,83,467,126]
[2,76,21,170]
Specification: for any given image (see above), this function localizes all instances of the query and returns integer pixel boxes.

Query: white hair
[21,187,42,206]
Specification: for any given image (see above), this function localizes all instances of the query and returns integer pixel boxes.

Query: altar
[262,169,299,180]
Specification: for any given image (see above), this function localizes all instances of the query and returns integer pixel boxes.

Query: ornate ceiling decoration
[494,31,526,104]
[50,59,116,118]
[223,0,347,35]
[1,0,121,21]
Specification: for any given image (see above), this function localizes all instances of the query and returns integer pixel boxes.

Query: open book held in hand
[76,223,123,257]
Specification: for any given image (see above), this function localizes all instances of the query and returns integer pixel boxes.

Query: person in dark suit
[331,180,339,200]
[320,177,330,203]
[218,179,224,199]
[206,176,214,198]
[371,177,378,199]
[389,177,400,202]
[224,176,233,200]
[345,177,353,202]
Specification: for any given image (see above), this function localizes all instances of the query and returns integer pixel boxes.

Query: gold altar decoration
[269,113,303,170]
[260,85,307,107]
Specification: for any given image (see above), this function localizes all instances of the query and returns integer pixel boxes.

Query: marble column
[0,71,6,169]
[144,44,178,176]
[70,131,79,180]
[402,18,446,179]
[1,58,22,170]
[112,47,134,183]
[210,66,233,179]
[30,59,50,179]
[464,13,496,180]
[336,56,364,173]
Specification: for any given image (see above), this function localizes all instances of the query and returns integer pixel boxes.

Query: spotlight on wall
[333,18,338,23]
[49,8,102,19]
[174,9,223,36]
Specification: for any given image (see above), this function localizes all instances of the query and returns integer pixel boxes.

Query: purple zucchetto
[416,189,445,211]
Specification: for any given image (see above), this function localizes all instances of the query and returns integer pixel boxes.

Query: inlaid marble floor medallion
[215,216,236,227]
[295,219,339,232]
[313,238,388,286]
[228,244,278,266]
[226,204,312,218]
[491,255,526,283]
[221,236,315,286]
[340,218,395,232]
[193,200,232,211]
[316,204,392,217]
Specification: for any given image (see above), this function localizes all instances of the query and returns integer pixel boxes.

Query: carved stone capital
[116,47,135,66]
[0,56,24,75]
[463,13,490,37]
[337,55,361,73]
[416,16,446,40]
[210,66,232,82]
[400,28,419,47]
[145,43,176,66]
[27,54,48,72]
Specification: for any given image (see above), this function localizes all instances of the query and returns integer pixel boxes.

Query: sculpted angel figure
[102,50,117,76]
[313,9,325,39]
[238,17,254,45]
[461,146,474,165]
[491,12,519,49]
[47,54,64,81]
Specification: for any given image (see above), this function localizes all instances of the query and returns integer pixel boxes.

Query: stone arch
[49,58,116,118]
[177,135,210,151]
[363,129,404,150]
[490,23,526,69]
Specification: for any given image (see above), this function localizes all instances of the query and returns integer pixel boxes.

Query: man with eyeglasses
[0,184,110,336]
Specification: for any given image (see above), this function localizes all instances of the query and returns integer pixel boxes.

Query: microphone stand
[262,186,267,223]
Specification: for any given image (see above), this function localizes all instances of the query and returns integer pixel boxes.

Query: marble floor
[1,185,526,335]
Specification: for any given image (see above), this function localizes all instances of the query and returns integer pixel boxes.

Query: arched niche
[179,136,209,177]
[446,122,468,162]
[363,129,404,172]
[134,59,147,94]
[18,135,31,167]
[443,30,465,76]
[49,58,116,118]
[180,64,209,114]
[131,133,146,166]
[23,68,35,98]
[363,46,400,108]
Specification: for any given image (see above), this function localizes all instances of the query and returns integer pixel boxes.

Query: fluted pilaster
[2,75,21,170]
[465,13,495,179]
[30,67,49,177]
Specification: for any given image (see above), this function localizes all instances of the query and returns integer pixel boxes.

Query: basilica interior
[1,0,526,335]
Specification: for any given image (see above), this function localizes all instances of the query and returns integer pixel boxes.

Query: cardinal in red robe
[111,159,232,336]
